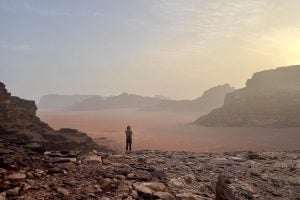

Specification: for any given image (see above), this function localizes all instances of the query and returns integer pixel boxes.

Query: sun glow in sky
[1,0,300,100]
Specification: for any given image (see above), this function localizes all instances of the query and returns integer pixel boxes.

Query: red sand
[38,109,300,152]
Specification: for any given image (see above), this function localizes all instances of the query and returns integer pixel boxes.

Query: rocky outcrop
[0,82,99,152]
[0,82,50,131]
[195,65,300,127]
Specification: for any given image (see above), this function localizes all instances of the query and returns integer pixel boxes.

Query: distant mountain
[67,93,163,111]
[39,85,234,113]
[195,65,300,127]
[38,94,100,110]
[143,84,235,113]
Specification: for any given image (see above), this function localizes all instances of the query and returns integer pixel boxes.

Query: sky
[1,0,300,101]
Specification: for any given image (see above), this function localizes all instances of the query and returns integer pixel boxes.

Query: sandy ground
[38,109,300,152]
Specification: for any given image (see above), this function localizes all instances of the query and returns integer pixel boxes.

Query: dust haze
[38,108,300,152]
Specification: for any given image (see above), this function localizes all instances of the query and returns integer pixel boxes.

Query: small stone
[184,174,195,184]
[116,184,131,197]
[0,193,5,200]
[6,187,20,196]
[100,178,113,192]
[0,168,7,175]
[216,176,237,200]
[133,183,153,196]
[47,167,63,174]
[114,175,126,181]
[151,169,166,180]
[22,183,31,191]
[176,193,203,200]
[141,182,166,192]
[137,157,147,163]
[228,156,246,162]
[246,151,262,160]
[100,197,110,200]
[154,192,176,200]
[7,172,26,182]
[57,187,70,196]
[84,155,102,164]
[169,178,185,189]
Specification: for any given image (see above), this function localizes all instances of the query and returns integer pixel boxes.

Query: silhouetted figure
[125,125,133,151]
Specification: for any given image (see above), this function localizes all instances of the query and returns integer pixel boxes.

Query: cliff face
[195,65,300,127]
[0,82,99,151]
[0,83,51,131]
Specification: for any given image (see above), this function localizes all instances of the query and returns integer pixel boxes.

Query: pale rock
[154,191,176,200]
[0,193,5,200]
[7,172,26,182]
[6,187,20,196]
[169,178,185,189]
[84,155,102,164]
[141,182,166,192]
[231,180,256,193]
[133,183,153,195]
[57,187,70,196]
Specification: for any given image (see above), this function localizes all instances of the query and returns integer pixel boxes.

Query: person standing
[125,125,133,151]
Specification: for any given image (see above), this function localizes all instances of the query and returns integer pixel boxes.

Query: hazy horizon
[1,1,300,101]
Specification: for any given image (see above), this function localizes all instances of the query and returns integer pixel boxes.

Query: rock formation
[195,65,300,127]
[0,82,99,151]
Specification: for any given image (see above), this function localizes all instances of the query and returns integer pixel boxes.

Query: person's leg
[129,141,132,151]
[126,141,128,151]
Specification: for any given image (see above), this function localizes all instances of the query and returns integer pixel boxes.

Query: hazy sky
[1,0,300,100]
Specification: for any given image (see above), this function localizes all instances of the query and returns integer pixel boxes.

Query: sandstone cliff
[0,82,99,151]
[195,65,300,127]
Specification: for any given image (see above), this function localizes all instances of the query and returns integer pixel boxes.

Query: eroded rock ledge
[0,82,99,152]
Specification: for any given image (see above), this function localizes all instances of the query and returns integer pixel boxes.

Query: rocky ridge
[0,82,99,152]
[195,65,300,127]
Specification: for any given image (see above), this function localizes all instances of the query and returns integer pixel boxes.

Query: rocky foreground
[1,137,299,200]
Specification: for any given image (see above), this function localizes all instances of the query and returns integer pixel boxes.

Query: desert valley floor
[38,109,300,152]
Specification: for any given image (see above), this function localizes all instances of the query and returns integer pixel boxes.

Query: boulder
[133,183,153,197]
[215,176,238,200]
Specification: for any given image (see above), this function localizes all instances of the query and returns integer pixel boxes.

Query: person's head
[127,125,131,130]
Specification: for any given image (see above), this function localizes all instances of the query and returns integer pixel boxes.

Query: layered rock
[195,65,300,127]
[0,82,99,151]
